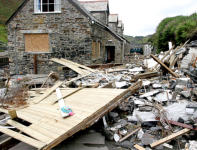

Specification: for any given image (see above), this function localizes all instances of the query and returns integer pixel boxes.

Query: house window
[34,0,61,13]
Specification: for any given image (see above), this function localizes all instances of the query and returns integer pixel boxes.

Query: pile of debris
[96,40,197,150]
[0,40,197,149]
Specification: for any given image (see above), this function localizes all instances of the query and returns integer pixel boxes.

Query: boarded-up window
[96,42,101,57]
[92,41,96,59]
[92,41,101,59]
[25,34,49,53]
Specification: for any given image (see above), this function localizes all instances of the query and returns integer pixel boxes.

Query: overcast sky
[80,0,197,36]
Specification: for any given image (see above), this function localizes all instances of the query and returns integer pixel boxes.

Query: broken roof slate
[79,0,109,12]
[109,14,118,23]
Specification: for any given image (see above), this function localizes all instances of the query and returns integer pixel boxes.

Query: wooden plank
[33,81,63,104]
[119,127,141,142]
[7,120,53,143]
[29,124,58,139]
[134,144,146,150]
[42,81,142,150]
[60,58,96,73]
[50,87,84,104]
[150,54,179,78]
[51,58,90,75]
[0,128,46,149]
[133,71,159,80]
[150,128,190,148]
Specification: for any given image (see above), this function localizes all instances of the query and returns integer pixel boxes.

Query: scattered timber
[134,144,146,150]
[119,127,141,142]
[150,128,190,148]
[150,54,179,78]
[0,81,142,149]
[133,71,159,80]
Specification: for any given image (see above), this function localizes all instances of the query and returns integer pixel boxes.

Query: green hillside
[0,0,24,24]
[0,0,24,44]
[150,13,197,53]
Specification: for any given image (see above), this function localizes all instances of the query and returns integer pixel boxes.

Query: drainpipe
[122,40,125,63]
[14,24,19,75]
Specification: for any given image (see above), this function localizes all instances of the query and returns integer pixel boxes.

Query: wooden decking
[0,81,142,149]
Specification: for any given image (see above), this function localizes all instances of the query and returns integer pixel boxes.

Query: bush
[151,13,197,53]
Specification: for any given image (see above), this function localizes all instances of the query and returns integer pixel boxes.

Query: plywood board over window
[96,42,101,57]
[92,41,101,59]
[25,34,50,53]
[92,41,96,59]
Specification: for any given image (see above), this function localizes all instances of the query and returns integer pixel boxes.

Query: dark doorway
[105,46,115,63]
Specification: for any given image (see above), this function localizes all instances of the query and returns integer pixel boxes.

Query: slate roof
[109,14,118,23]
[79,0,109,12]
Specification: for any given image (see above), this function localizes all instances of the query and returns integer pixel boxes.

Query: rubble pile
[96,41,197,150]
[1,40,197,149]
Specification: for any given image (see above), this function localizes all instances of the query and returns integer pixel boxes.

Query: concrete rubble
[1,40,197,149]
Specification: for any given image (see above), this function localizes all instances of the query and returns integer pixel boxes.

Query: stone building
[108,14,118,32]
[117,20,124,36]
[6,0,130,74]
[79,0,109,25]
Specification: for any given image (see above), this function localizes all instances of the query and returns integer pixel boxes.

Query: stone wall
[91,24,123,63]
[108,22,117,33]
[91,12,108,25]
[7,0,92,74]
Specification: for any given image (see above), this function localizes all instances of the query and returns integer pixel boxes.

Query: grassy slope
[0,24,7,43]
[0,0,24,43]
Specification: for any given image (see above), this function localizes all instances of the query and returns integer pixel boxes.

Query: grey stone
[181,90,191,98]
[118,140,134,149]
[141,133,154,145]
[73,131,105,145]
[109,112,119,118]
[175,85,186,92]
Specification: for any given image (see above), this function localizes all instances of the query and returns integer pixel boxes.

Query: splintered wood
[150,128,190,148]
[51,58,95,76]
[150,54,179,78]
[0,81,142,150]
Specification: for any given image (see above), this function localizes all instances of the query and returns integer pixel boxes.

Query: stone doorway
[105,46,115,63]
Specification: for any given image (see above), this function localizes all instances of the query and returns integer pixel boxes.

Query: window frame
[34,0,61,14]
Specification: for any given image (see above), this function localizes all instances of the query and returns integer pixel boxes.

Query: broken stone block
[109,112,119,118]
[117,140,134,149]
[181,90,191,98]
[188,141,197,150]
[141,133,155,145]
[165,101,190,122]
[114,133,120,142]
[175,85,186,92]
[119,129,127,136]
[114,81,127,89]
[113,119,128,129]
[140,90,160,98]
[142,80,151,87]
[154,91,172,102]
[137,129,144,139]
[152,83,162,88]
[103,129,114,141]
[128,110,156,122]
[176,78,190,86]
